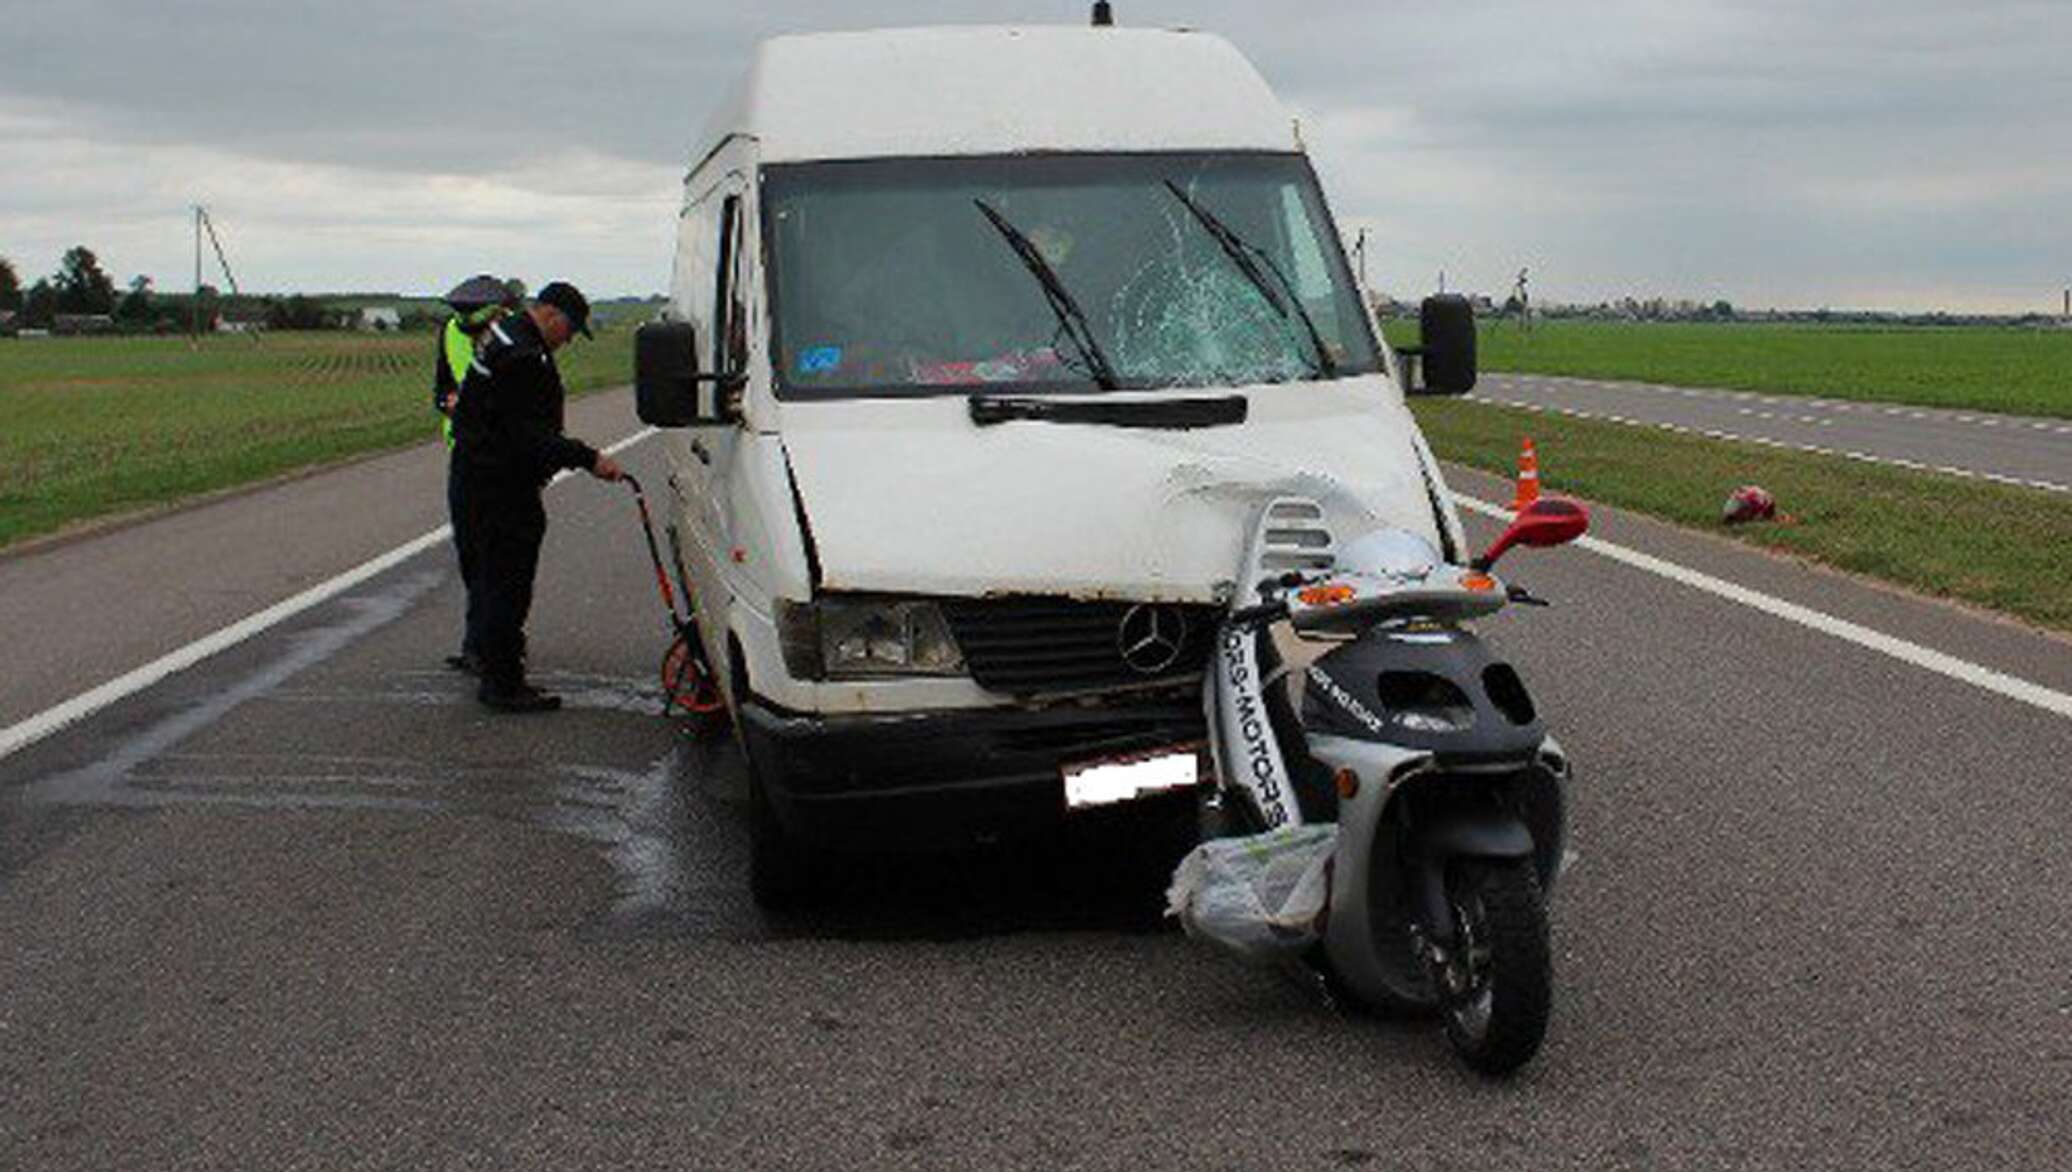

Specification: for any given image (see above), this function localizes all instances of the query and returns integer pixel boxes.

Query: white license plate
[1062,746,1202,810]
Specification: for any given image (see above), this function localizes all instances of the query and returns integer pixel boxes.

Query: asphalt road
[1473,373,2072,493]
[4,387,2070,1169]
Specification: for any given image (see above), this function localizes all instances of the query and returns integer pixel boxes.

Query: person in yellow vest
[435,275,523,673]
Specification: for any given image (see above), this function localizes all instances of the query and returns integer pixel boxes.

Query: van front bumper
[738,694,1206,851]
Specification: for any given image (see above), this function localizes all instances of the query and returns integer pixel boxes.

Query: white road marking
[1487,376,2066,436]
[1453,493,2072,720]
[0,427,661,762]
[1468,384,2069,493]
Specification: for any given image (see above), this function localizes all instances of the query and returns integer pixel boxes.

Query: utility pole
[189,205,249,345]
[191,205,202,346]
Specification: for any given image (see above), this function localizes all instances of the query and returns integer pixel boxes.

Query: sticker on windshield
[798,345,843,375]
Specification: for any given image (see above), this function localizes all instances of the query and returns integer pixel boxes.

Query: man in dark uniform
[434,275,523,676]
[450,281,623,712]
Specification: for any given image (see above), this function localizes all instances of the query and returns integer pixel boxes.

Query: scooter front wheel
[1435,859,1551,1075]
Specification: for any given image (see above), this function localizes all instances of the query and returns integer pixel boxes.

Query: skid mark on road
[0,426,661,763]
[20,571,442,807]
[6,547,759,935]
[265,670,668,716]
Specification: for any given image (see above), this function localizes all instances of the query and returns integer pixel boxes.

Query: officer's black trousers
[452,472,546,687]
[446,457,480,656]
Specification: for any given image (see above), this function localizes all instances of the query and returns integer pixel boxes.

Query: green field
[0,327,633,550]
[1399,320,2072,419]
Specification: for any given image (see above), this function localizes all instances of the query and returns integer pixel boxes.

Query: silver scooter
[1203,494,1589,1074]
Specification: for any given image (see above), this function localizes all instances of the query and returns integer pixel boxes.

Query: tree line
[1,246,352,334]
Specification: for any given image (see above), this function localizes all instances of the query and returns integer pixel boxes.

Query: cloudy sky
[3,0,2066,311]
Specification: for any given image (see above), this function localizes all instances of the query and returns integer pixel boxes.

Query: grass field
[1396,320,2072,419]
[1410,395,2072,633]
[0,326,633,551]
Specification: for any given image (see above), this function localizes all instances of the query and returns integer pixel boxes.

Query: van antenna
[1092,3,1114,26]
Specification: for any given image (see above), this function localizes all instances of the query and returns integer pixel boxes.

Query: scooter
[1201,494,1589,1074]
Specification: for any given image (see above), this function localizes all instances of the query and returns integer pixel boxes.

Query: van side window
[713,194,748,377]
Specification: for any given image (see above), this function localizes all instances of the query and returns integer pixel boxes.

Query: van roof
[700,26,1296,166]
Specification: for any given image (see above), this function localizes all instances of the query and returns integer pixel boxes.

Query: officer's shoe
[477,680,562,714]
[444,651,484,676]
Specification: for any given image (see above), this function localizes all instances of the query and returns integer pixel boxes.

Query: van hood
[777,380,1447,603]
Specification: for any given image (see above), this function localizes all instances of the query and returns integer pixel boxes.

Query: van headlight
[778,598,967,680]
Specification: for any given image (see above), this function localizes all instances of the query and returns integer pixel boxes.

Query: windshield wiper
[973,199,1120,391]
[969,393,1248,429]
[1161,179,1338,377]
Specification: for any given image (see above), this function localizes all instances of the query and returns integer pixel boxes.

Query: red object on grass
[1722,484,1778,524]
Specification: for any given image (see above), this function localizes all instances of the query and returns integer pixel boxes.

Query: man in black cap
[450,280,623,712]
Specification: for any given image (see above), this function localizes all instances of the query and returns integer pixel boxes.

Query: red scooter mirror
[1472,498,1590,571]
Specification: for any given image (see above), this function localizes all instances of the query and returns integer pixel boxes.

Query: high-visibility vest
[440,317,476,448]
[443,318,475,388]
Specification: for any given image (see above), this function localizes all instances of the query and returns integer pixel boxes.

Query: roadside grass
[1389,320,2072,418]
[0,327,633,551]
[1409,395,2072,633]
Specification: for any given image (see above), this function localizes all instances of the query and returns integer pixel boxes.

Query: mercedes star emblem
[1117,604,1189,675]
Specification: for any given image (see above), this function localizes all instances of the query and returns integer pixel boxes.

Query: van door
[674,159,752,619]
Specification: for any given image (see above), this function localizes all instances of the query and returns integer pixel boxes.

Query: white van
[636,18,1478,908]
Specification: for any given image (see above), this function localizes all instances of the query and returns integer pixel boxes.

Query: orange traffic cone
[1510,437,1541,512]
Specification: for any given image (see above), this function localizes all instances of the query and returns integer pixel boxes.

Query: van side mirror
[1404,294,1477,396]
[635,320,741,426]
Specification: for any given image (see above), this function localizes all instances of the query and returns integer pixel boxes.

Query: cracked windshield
[765,153,1381,396]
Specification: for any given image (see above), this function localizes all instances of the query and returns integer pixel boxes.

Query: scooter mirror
[1473,498,1590,570]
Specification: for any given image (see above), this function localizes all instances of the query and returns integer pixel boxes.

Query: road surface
[1472,373,2072,493]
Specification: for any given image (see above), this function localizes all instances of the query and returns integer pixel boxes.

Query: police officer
[450,281,623,712]
[434,275,522,675]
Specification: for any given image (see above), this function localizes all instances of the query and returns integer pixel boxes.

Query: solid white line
[0,426,660,762]
[1453,493,2072,720]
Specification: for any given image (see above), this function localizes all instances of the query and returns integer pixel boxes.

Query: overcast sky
[3,0,2066,312]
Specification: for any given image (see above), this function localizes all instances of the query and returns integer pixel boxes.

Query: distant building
[358,306,402,331]
[52,313,116,335]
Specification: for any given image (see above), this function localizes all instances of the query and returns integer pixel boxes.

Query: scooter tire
[1438,859,1551,1076]
[1313,947,1429,1020]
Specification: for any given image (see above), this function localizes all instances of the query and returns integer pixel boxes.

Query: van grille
[940,597,1218,695]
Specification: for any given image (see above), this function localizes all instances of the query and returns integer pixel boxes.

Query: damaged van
[635,18,1478,908]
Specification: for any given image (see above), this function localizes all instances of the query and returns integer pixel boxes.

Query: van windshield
[762,153,1381,398]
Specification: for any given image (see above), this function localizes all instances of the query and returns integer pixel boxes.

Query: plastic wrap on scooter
[1166,824,1337,963]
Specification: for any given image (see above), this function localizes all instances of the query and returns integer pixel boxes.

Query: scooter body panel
[1310,731,1570,1011]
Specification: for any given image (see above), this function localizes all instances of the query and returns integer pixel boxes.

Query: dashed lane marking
[1460,395,2070,494]
[1482,376,2069,434]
